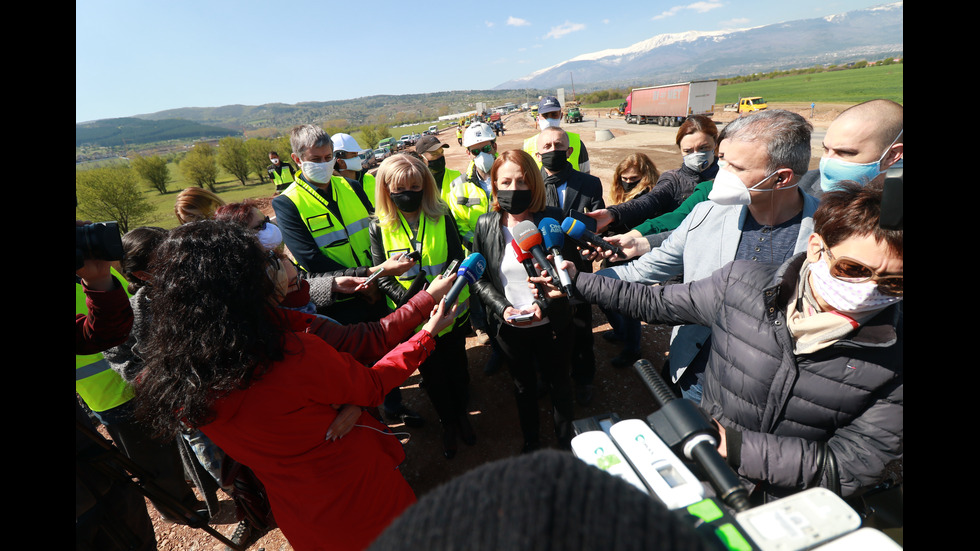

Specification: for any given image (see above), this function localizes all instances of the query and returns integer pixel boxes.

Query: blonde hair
[374,154,448,230]
[609,153,660,206]
[174,187,226,224]
[490,150,547,214]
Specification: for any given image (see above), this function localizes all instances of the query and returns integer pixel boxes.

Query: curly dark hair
[120,226,167,294]
[133,220,289,437]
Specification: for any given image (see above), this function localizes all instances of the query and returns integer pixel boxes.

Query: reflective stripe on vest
[523,132,582,171]
[280,176,374,269]
[75,272,134,413]
[380,213,469,335]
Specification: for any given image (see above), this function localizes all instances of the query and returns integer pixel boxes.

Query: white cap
[462,122,496,148]
[330,133,362,153]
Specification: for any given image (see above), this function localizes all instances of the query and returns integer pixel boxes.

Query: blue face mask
[819,130,902,192]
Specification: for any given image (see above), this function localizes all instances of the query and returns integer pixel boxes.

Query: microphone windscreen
[538,217,564,249]
[457,252,486,283]
[510,239,533,262]
[514,220,544,252]
[561,217,586,239]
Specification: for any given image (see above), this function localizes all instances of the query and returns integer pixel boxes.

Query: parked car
[360,149,376,168]
[400,134,415,146]
[373,149,387,162]
[428,125,438,135]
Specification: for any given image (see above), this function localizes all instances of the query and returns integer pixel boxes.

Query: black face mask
[539,150,569,172]
[496,189,533,214]
[620,179,639,193]
[390,190,424,213]
[426,155,446,174]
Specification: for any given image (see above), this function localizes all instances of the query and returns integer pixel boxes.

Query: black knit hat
[369,450,711,551]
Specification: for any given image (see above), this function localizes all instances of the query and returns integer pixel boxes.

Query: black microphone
[514,220,560,283]
[510,239,549,298]
[561,217,625,258]
[443,252,486,307]
[538,217,575,296]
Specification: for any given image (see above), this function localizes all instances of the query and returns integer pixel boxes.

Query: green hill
[76,117,240,147]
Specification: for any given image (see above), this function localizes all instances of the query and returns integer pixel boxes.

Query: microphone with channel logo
[443,252,486,307]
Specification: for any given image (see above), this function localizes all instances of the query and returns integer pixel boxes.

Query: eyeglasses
[251,216,271,232]
[821,247,903,296]
[469,144,494,156]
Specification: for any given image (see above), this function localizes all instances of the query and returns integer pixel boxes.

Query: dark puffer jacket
[574,254,902,498]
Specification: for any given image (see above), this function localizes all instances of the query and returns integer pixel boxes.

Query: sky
[76,0,893,123]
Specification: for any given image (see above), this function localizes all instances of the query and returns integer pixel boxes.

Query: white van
[428,125,438,135]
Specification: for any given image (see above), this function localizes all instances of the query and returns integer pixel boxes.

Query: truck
[565,102,583,123]
[624,80,718,126]
[723,97,768,115]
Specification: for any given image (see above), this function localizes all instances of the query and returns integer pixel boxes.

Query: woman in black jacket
[471,149,576,453]
[549,183,902,500]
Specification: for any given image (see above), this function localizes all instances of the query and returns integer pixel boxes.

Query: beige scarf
[786,262,880,355]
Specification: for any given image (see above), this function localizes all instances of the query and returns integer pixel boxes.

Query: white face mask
[256,222,283,251]
[474,151,495,175]
[683,151,714,173]
[809,257,901,314]
[301,159,336,184]
[270,157,280,165]
[538,117,562,131]
[341,155,361,172]
[708,167,783,206]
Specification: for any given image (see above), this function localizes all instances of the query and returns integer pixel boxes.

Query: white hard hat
[330,133,362,153]
[462,122,496,148]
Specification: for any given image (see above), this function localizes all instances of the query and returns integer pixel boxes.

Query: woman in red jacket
[134,221,458,551]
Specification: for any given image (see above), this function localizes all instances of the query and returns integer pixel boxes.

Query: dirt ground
[138,103,843,550]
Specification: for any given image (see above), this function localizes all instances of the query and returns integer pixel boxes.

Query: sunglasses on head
[821,247,903,296]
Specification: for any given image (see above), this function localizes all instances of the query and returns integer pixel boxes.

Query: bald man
[800,99,903,197]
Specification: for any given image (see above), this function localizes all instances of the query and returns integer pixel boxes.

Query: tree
[218,137,251,186]
[181,142,220,192]
[359,124,390,149]
[130,154,172,194]
[76,165,152,234]
[245,137,273,183]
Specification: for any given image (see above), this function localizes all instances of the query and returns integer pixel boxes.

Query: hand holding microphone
[514,220,560,283]
[537,217,575,296]
[561,216,626,259]
[443,252,486,307]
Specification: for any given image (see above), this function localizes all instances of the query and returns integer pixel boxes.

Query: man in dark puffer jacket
[565,183,902,500]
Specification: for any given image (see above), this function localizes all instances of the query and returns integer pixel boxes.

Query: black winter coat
[574,254,902,498]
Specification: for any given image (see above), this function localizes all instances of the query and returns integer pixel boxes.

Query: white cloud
[652,1,723,21]
[545,21,586,39]
[602,18,610,24]
[485,20,494,27]
[719,17,750,28]
[507,16,530,26]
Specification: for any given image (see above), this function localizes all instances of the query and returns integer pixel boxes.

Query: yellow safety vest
[75,270,134,413]
[280,176,374,271]
[448,171,492,250]
[270,163,296,190]
[379,212,469,336]
[362,173,377,209]
[523,131,582,171]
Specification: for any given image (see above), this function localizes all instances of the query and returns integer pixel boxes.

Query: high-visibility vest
[378,212,469,335]
[448,172,492,250]
[523,131,583,171]
[279,176,374,270]
[362,173,377,208]
[270,163,296,190]
[75,270,134,413]
[437,168,460,205]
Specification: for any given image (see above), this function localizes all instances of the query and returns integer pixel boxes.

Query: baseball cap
[415,135,448,156]
[538,96,562,115]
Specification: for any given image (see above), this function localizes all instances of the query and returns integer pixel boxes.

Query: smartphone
[442,259,460,278]
[506,312,535,322]
[359,267,385,288]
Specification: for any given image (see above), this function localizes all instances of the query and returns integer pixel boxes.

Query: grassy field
[582,64,903,108]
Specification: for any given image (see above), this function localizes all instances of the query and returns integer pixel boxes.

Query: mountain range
[494,2,903,91]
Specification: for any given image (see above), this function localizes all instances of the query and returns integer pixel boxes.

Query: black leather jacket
[471,207,574,333]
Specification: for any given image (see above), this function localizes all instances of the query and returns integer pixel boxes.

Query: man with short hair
[600,110,819,403]
[267,151,297,193]
[523,96,590,174]
[536,127,604,405]
[800,99,903,197]
[415,134,459,205]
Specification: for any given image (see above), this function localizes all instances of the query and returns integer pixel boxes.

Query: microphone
[443,252,486,307]
[514,220,560,283]
[510,239,549,298]
[561,217,625,258]
[538,217,575,296]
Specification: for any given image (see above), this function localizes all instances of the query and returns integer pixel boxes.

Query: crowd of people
[76,96,903,551]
